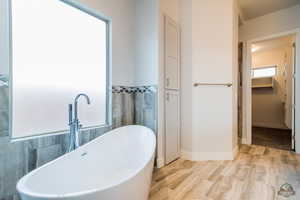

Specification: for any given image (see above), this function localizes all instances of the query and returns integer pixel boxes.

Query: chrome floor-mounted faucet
[68,94,91,152]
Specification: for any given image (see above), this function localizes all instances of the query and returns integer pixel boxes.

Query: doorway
[242,31,299,151]
[251,35,295,150]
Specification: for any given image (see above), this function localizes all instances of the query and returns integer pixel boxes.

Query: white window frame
[8,0,112,141]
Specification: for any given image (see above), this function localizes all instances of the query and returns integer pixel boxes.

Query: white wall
[180,0,193,158]
[0,0,9,76]
[75,0,137,86]
[240,5,300,41]
[134,0,159,86]
[160,0,180,22]
[180,0,238,160]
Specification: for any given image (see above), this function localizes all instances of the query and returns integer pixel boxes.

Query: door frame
[242,28,300,152]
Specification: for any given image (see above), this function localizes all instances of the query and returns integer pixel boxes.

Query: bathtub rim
[17,125,156,199]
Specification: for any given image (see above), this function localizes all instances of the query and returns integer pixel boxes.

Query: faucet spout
[68,93,91,152]
[74,93,91,121]
[75,93,91,105]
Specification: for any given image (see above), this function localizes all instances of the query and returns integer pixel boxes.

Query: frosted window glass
[11,0,109,139]
[252,66,276,78]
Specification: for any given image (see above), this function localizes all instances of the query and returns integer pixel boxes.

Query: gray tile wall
[0,85,157,200]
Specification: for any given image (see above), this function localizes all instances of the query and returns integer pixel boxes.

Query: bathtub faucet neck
[68,94,91,152]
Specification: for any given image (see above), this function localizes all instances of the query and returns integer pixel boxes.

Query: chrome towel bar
[194,83,232,87]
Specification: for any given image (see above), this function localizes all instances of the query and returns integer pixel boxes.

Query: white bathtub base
[17,126,156,200]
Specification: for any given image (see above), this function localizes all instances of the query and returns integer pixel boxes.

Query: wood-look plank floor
[149,145,300,200]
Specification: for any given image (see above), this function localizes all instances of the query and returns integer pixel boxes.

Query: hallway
[150,145,299,200]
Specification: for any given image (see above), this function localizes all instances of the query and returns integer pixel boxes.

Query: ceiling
[252,35,295,53]
[239,0,300,20]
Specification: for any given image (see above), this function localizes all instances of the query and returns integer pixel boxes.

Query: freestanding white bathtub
[17,125,156,200]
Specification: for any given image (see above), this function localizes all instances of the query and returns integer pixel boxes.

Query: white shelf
[252,77,274,89]
[252,84,273,88]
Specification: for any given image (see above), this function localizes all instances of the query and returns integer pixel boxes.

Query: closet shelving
[252,76,274,89]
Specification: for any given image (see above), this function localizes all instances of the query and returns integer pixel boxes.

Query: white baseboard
[156,157,165,168]
[242,137,249,145]
[181,149,237,161]
[158,147,240,167]
[233,145,239,159]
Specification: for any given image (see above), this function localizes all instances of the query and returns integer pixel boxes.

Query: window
[252,66,277,78]
[10,0,111,139]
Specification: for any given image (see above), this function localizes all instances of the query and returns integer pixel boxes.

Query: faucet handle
[79,124,83,129]
[68,104,73,125]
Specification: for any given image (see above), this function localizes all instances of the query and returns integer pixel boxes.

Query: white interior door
[165,90,180,164]
[164,15,181,164]
[165,16,180,90]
